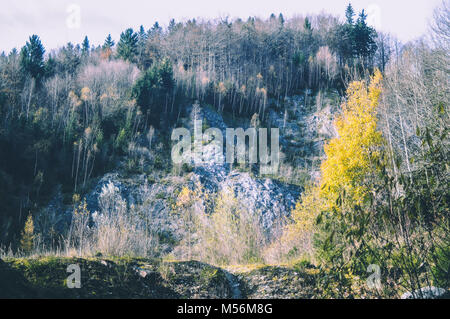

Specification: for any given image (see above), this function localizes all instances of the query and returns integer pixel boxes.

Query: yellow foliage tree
[280,70,385,263]
[320,69,384,211]
[20,214,34,254]
[266,184,324,263]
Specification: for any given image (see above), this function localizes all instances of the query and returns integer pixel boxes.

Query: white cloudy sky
[0,0,443,53]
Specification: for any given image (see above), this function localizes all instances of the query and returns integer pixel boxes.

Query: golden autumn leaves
[287,70,385,247]
[320,69,384,210]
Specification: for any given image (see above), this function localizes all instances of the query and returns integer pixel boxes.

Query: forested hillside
[0,3,448,299]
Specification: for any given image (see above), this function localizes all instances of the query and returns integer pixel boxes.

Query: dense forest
[0,2,448,298]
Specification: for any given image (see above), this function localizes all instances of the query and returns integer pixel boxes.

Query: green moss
[158,230,178,246]
[199,267,220,285]
[158,262,176,281]
[155,192,166,199]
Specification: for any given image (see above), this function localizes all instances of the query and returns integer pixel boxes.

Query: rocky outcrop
[59,103,303,245]
[401,286,449,299]
[39,94,338,255]
[226,263,319,299]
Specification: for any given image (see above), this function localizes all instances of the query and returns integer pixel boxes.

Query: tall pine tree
[117,28,138,62]
[345,3,355,24]
[353,10,378,66]
[103,34,115,49]
[82,36,90,56]
[20,35,45,80]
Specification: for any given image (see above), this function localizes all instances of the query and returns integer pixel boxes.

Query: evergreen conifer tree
[117,28,138,62]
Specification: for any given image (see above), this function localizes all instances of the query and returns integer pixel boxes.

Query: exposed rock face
[75,104,302,245]
[185,102,305,230]
[226,263,319,299]
[40,94,338,254]
[401,286,449,299]
[76,167,300,251]
[264,95,338,184]
[216,172,300,230]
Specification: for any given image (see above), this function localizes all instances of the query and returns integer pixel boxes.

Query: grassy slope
[0,257,320,299]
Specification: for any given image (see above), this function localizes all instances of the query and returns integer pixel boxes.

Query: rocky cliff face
[37,93,338,256]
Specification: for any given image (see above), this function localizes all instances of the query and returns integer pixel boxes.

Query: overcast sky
[0,0,443,53]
